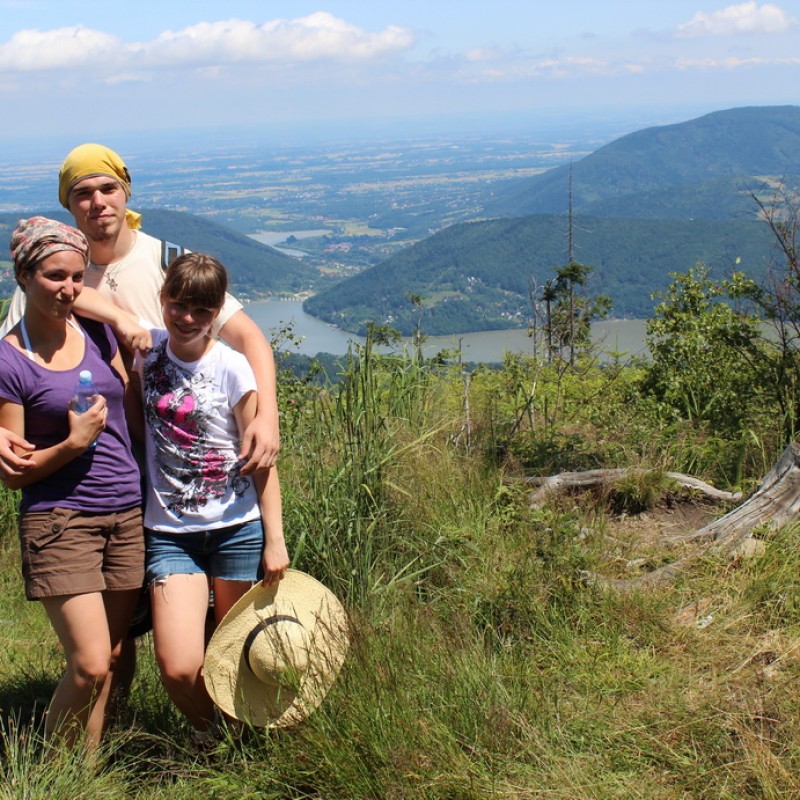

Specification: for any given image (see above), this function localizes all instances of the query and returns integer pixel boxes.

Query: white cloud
[676,54,800,68]
[0,12,415,74]
[462,48,800,83]
[142,13,414,65]
[677,1,795,37]
[0,25,123,70]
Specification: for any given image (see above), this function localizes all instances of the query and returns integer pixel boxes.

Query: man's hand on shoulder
[115,315,153,354]
[0,428,35,481]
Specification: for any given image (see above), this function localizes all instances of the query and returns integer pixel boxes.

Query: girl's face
[162,297,220,358]
[20,250,85,320]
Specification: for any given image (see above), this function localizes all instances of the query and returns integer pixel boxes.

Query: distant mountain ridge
[305,106,800,335]
[303,215,777,335]
[485,105,800,220]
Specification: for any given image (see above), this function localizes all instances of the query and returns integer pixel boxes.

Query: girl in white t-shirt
[134,252,288,737]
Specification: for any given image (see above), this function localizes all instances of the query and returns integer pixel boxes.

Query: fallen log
[524,468,742,506]
[611,443,800,588]
[525,443,800,589]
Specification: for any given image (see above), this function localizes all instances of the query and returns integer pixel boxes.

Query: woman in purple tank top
[0,217,143,750]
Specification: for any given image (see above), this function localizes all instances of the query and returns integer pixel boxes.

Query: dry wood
[524,443,800,589]
[524,468,742,506]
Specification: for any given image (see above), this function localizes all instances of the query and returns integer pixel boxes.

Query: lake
[245,299,649,363]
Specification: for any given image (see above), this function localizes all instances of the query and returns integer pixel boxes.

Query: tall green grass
[2,336,800,797]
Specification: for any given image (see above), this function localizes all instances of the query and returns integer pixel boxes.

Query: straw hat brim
[203,569,348,728]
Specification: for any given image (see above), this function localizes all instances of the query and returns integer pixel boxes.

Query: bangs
[162,253,227,309]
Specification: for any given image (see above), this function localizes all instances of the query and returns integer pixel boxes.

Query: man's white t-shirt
[1,230,242,336]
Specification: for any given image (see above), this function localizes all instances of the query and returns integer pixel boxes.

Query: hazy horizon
[0,99,777,162]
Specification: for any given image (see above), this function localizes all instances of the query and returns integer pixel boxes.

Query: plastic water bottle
[72,369,99,448]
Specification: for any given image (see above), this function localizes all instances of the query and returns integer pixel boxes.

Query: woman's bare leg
[41,593,111,749]
[85,588,140,736]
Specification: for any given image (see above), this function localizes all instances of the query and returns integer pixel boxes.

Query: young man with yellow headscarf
[1,143,280,478]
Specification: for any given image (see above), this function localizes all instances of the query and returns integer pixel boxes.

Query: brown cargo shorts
[19,505,144,600]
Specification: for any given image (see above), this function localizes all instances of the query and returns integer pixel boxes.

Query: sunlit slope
[484,105,800,220]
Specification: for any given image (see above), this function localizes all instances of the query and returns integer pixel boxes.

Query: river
[245,299,649,363]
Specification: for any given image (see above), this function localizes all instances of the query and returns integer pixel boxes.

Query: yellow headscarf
[58,143,142,230]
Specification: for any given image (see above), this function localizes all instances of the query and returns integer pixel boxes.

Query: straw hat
[203,569,348,727]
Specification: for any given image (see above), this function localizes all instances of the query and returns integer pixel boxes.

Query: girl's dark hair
[160,252,227,309]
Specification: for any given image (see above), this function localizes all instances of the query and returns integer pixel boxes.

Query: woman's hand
[67,395,108,450]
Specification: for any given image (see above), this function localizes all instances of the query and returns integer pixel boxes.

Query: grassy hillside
[0,209,317,299]
[3,330,800,797]
[304,214,778,335]
[484,105,800,219]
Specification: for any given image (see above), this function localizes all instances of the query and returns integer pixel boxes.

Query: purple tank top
[0,317,141,513]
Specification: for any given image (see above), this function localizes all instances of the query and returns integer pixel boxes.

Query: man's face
[67,175,128,244]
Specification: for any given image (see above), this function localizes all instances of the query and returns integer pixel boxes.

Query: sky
[0,1,799,145]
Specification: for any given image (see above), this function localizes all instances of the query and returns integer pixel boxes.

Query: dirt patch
[595,495,733,579]
[609,497,725,547]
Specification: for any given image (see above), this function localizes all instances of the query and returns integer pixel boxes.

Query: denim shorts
[145,518,264,585]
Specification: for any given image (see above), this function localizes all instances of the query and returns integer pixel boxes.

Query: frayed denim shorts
[145,518,264,585]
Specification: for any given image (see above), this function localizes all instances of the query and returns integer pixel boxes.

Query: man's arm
[218,309,280,474]
[0,427,36,479]
[72,287,153,353]
[234,391,287,587]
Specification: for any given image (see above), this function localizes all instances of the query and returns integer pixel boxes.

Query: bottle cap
[79,370,93,384]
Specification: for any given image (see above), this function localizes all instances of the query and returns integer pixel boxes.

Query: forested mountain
[484,105,800,220]
[0,209,315,297]
[303,214,778,335]
[305,105,800,335]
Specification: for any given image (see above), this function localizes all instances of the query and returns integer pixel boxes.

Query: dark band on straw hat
[243,614,303,677]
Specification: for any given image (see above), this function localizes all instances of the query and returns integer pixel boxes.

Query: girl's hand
[67,395,107,449]
[261,538,289,587]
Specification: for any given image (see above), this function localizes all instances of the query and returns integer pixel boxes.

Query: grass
[2,340,800,797]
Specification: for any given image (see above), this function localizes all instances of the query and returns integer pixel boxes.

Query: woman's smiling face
[21,250,85,320]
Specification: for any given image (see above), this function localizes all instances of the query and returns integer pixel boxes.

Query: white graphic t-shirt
[137,329,259,532]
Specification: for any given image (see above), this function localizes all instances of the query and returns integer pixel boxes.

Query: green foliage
[3,301,800,796]
[0,719,137,799]
[744,521,800,627]
[304,214,777,335]
[642,265,767,437]
[278,326,446,607]
[538,260,612,366]
[607,469,671,515]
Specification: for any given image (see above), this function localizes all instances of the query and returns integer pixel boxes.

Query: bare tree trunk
[525,468,741,506]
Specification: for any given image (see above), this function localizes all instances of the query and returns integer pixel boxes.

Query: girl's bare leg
[150,573,216,730]
[211,578,253,623]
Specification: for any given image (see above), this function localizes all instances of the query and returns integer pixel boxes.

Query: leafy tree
[540,261,611,366]
[729,184,800,440]
[642,264,765,436]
